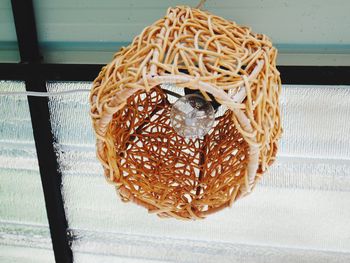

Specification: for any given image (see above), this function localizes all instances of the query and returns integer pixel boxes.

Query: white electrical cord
[0,89,91,97]
[0,88,181,98]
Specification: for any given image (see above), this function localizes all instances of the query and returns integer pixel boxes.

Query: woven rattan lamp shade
[90,5,282,220]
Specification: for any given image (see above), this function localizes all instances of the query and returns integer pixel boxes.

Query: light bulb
[170,94,215,138]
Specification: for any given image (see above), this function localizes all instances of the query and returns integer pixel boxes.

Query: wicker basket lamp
[90,5,282,220]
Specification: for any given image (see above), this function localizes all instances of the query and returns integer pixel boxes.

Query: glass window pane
[0,245,55,263]
[0,2,19,62]
[33,1,350,64]
[0,81,54,262]
[48,82,350,262]
[33,1,350,45]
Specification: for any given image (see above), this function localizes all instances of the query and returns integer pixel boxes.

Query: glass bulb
[170,94,215,138]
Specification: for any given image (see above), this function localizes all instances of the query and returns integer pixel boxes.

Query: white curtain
[1,82,349,262]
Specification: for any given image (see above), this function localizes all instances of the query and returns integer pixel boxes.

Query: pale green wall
[0,1,19,62]
[1,0,350,64]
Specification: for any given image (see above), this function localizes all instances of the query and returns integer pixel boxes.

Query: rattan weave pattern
[90,6,282,219]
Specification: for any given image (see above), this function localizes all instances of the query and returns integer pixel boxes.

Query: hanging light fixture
[90,4,282,220]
